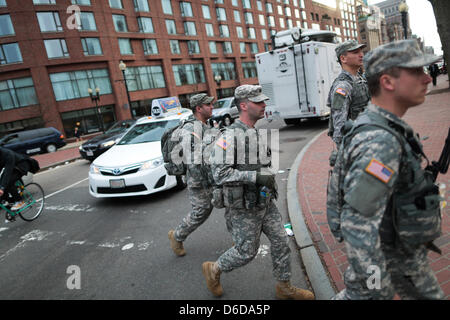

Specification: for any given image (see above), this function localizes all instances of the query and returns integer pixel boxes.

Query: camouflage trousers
[217,201,291,281]
[333,243,444,300]
[174,186,213,242]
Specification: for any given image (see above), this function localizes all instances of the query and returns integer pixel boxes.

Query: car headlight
[139,156,164,171]
[101,140,116,148]
[90,164,100,174]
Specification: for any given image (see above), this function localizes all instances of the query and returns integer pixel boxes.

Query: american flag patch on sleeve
[216,137,229,150]
[365,159,394,183]
[336,88,347,96]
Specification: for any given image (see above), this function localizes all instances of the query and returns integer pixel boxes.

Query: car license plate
[110,179,125,188]
[87,150,94,156]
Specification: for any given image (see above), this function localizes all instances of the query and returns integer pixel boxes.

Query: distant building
[373,0,411,41]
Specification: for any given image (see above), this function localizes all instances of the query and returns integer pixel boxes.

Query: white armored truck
[256,27,341,125]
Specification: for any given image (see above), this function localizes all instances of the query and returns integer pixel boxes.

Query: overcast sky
[367,0,443,55]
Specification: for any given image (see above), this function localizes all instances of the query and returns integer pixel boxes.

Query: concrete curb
[286,129,336,300]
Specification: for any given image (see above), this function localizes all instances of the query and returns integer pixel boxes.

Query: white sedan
[88,110,191,198]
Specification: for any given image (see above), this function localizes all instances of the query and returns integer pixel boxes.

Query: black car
[79,119,136,161]
[0,127,66,155]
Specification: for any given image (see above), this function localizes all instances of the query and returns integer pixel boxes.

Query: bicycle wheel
[19,182,45,221]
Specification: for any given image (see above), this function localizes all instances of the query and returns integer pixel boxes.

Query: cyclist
[0,146,33,220]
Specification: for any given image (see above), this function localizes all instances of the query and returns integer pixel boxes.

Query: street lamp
[88,87,104,132]
[214,74,222,86]
[119,60,132,109]
[399,2,409,40]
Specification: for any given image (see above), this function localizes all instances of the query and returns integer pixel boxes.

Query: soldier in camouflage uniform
[201,85,315,300]
[168,93,215,256]
[327,40,370,145]
[327,40,444,300]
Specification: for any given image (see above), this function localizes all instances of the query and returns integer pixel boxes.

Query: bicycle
[0,180,45,222]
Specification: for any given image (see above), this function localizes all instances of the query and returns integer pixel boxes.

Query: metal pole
[122,69,132,109]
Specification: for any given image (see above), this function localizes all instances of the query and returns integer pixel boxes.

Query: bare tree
[429,0,450,87]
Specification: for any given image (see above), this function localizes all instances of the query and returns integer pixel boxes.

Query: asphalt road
[0,118,327,300]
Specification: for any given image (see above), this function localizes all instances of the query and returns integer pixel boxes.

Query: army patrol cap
[189,93,214,109]
[335,40,366,59]
[234,85,269,102]
[364,39,442,78]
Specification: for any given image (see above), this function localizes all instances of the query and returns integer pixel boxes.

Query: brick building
[0,0,360,139]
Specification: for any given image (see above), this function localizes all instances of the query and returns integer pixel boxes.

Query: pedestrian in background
[74,122,81,142]
[327,40,370,146]
[327,39,444,300]
[428,63,439,86]
[202,85,314,300]
[168,93,215,257]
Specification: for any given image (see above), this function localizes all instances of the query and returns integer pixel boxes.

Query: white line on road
[45,178,88,200]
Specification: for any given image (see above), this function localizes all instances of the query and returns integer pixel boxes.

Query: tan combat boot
[168,230,185,256]
[276,281,315,300]
[202,261,223,297]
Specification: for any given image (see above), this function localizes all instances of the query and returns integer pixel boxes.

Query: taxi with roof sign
[88,101,191,198]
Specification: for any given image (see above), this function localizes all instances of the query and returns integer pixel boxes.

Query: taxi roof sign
[151,97,182,117]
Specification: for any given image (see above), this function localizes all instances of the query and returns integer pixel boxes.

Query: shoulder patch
[336,88,347,96]
[216,137,229,150]
[365,158,394,183]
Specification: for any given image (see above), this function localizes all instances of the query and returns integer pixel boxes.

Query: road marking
[45,178,88,199]
[45,204,95,212]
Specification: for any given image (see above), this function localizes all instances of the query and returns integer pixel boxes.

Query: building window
[134,0,149,12]
[0,15,15,36]
[138,17,154,33]
[161,0,173,15]
[202,5,211,19]
[180,2,193,17]
[170,40,180,54]
[49,69,112,102]
[71,0,91,5]
[165,19,176,34]
[239,42,246,54]
[219,24,229,37]
[172,64,205,86]
[244,12,253,25]
[112,14,128,32]
[0,43,22,65]
[247,27,256,39]
[183,21,197,36]
[250,43,258,54]
[266,3,273,13]
[33,0,56,4]
[261,28,267,40]
[118,38,133,55]
[231,0,238,6]
[234,10,241,23]
[187,40,200,54]
[222,42,233,54]
[36,12,62,32]
[142,39,158,55]
[125,66,166,91]
[0,117,44,137]
[211,62,236,80]
[109,0,123,9]
[0,0,7,6]
[0,77,38,111]
[216,7,227,21]
[209,41,217,54]
[44,39,69,58]
[242,0,251,9]
[258,14,265,26]
[61,105,116,137]
[81,37,103,55]
[80,12,97,31]
[236,26,244,38]
[268,16,275,27]
[205,23,214,37]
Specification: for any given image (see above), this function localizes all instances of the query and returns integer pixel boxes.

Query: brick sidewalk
[31,144,82,170]
[297,75,450,299]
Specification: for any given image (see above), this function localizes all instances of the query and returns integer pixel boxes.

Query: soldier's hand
[256,173,276,190]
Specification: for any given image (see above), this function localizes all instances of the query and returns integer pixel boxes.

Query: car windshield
[213,99,232,109]
[117,119,179,145]
[105,120,134,134]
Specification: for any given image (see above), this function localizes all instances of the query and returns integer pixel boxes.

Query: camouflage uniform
[328,40,444,300]
[209,88,291,281]
[173,94,215,243]
[327,40,370,144]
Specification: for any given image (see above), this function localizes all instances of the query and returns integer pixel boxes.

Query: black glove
[256,173,275,190]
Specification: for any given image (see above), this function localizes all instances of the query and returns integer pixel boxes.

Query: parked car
[209,97,239,127]
[0,127,66,155]
[88,108,192,198]
[79,119,136,161]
